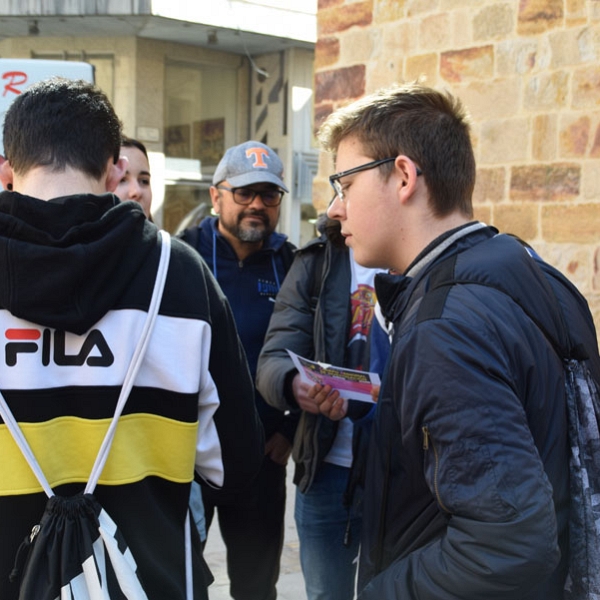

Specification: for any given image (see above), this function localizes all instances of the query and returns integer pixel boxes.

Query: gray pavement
[204,467,308,600]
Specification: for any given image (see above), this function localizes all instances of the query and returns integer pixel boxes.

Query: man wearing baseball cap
[179,141,298,600]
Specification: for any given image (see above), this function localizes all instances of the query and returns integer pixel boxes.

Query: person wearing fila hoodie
[179,141,298,600]
[0,78,264,600]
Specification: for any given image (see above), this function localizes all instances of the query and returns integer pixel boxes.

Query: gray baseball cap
[212,140,289,193]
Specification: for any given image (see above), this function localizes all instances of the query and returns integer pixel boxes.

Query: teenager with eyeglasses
[179,140,298,600]
[317,83,600,600]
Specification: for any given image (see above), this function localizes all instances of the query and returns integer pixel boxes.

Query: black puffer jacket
[358,223,600,600]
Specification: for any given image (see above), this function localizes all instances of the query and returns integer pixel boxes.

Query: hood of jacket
[0,191,156,334]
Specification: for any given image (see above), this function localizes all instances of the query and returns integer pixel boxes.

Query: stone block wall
[313,0,600,327]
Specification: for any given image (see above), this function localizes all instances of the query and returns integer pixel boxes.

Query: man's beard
[223,210,275,243]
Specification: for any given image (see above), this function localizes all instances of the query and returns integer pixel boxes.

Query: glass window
[164,60,238,167]
[163,60,238,232]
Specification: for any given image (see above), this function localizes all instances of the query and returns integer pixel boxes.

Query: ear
[209,185,221,214]
[0,156,14,191]
[394,155,421,205]
[105,156,128,192]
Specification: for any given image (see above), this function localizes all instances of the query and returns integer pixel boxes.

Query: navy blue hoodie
[183,216,297,442]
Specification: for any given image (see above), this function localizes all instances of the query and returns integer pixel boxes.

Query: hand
[264,432,292,466]
[371,384,380,403]
[292,373,321,414]
[315,384,348,421]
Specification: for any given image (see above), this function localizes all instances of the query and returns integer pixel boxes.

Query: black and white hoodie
[0,191,264,599]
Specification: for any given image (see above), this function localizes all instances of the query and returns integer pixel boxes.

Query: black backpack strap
[308,242,327,313]
[280,241,297,273]
[416,254,458,324]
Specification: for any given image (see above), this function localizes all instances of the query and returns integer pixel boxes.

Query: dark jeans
[202,457,286,600]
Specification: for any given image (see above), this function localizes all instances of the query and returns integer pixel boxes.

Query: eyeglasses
[329,157,422,203]
[216,185,284,207]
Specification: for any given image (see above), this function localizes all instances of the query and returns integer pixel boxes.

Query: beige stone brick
[458,78,520,120]
[440,0,478,8]
[314,102,334,134]
[473,167,507,204]
[319,0,344,8]
[549,27,596,69]
[542,204,600,243]
[381,20,418,60]
[315,65,366,103]
[582,159,600,199]
[407,0,441,16]
[511,163,580,202]
[312,178,333,213]
[593,248,600,291]
[566,0,587,25]
[374,0,406,23]
[533,114,558,161]
[559,114,591,158]
[315,37,341,69]
[318,149,335,174]
[440,45,494,83]
[479,118,530,165]
[341,27,376,65]
[496,38,547,76]
[319,1,374,36]
[367,62,405,93]
[492,203,539,240]
[451,9,473,48]
[515,162,579,199]
[405,53,439,85]
[517,0,563,35]
[473,3,514,41]
[591,123,600,157]
[473,204,492,224]
[420,13,452,52]
[536,242,592,292]
[572,66,600,109]
[523,71,569,111]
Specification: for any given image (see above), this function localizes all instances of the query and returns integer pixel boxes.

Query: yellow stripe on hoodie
[0,414,199,495]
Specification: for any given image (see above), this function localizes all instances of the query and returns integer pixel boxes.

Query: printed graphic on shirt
[346,283,377,371]
[257,278,279,298]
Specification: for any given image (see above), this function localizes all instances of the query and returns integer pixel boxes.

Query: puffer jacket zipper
[422,425,450,513]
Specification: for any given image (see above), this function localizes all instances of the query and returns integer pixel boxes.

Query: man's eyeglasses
[216,185,284,207]
[329,157,422,203]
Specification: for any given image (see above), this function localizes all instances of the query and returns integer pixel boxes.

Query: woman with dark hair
[116,136,153,218]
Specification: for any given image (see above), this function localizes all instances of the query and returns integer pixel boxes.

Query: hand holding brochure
[286,349,379,404]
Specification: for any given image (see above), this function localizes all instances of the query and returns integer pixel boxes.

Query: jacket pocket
[422,425,451,513]
[422,425,519,521]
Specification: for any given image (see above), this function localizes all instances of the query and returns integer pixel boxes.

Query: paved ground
[204,467,308,600]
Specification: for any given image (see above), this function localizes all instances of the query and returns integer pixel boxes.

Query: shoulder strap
[280,241,296,273]
[0,230,172,498]
[415,247,571,362]
[309,242,327,312]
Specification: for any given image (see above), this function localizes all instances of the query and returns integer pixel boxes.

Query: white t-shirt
[324,250,383,468]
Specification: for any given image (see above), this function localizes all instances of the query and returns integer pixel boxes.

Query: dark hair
[316,213,346,249]
[3,77,122,179]
[121,136,148,159]
[318,83,476,218]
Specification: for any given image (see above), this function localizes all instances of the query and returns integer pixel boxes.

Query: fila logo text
[4,328,114,367]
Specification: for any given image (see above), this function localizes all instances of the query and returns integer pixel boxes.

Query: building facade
[0,0,318,244]
[313,0,600,327]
